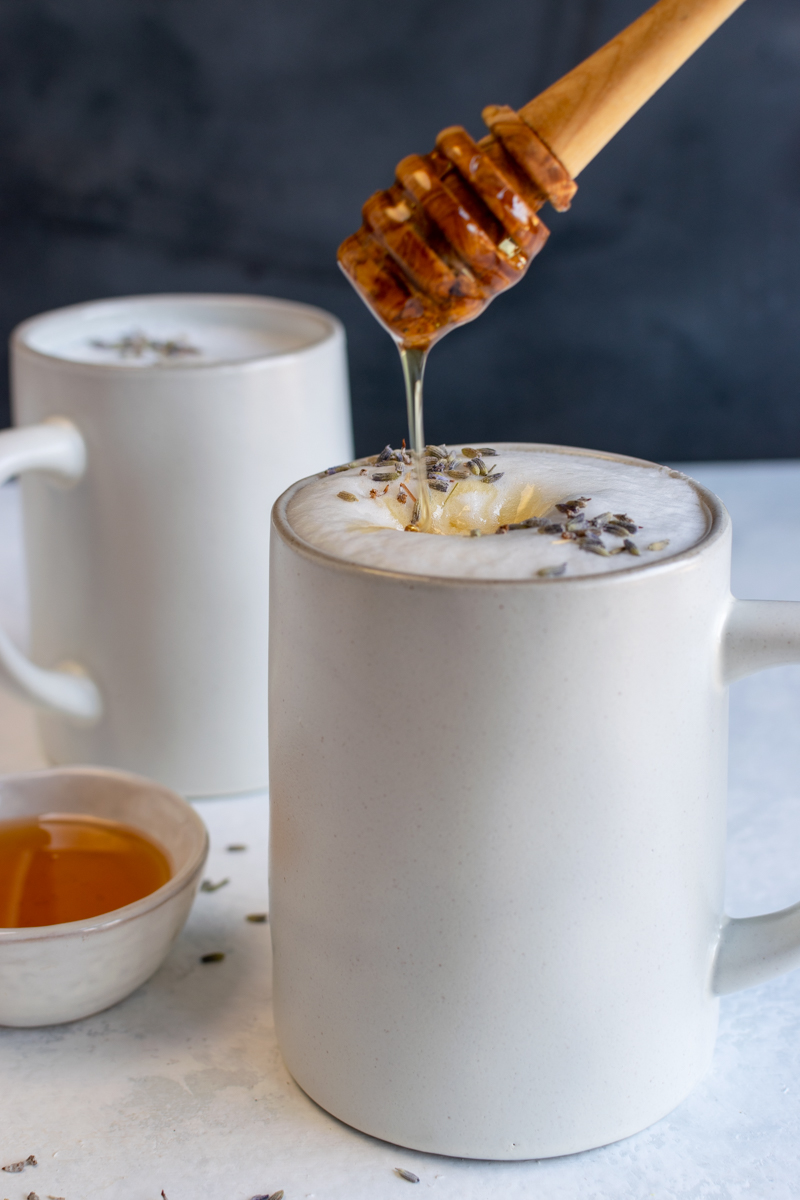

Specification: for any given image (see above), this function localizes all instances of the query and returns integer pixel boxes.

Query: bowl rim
[0,766,209,943]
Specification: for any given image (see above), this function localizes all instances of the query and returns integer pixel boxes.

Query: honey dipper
[338,0,747,352]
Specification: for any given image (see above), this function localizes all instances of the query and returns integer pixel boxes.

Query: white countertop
[2,463,800,1200]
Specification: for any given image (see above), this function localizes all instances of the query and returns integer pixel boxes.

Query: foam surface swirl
[286,445,710,581]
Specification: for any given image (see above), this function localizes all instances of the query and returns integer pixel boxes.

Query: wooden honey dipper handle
[521,0,747,178]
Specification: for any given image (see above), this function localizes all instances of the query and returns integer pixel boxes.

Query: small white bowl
[0,766,208,1026]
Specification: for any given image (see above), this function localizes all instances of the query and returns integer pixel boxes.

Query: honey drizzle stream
[399,345,432,531]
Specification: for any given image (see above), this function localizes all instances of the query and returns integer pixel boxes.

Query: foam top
[18,296,334,367]
[48,324,300,367]
[285,445,711,581]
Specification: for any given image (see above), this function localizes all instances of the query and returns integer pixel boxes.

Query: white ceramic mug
[3,294,352,796]
[269,445,800,1160]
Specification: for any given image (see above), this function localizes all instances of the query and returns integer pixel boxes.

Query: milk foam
[37,323,303,367]
[21,297,332,367]
[286,445,711,581]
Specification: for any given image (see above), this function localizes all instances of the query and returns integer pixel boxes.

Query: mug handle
[714,598,800,993]
[0,420,102,723]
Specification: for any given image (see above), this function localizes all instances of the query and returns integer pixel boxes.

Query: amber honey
[0,813,171,928]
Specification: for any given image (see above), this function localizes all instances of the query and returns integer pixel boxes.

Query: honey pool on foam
[287,445,711,582]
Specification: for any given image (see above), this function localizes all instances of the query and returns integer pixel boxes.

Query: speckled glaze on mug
[269,445,800,1160]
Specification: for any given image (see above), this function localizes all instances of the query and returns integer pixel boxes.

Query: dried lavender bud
[555,497,590,515]
[647,540,670,551]
[394,1168,420,1183]
[200,878,229,892]
[246,913,268,923]
[477,447,497,455]
[537,563,567,577]
[200,952,225,963]
[623,538,641,556]
[2,1158,36,1173]
[337,491,358,502]
[372,471,400,482]
[482,472,503,483]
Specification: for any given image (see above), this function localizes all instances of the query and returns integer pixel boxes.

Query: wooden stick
[520,0,747,178]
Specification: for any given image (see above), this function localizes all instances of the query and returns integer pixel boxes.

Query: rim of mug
[273,441,729,587]
[10,292,343,375]
[0,765,209,944]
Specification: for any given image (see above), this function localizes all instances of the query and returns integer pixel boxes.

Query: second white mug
[2,293,353,796]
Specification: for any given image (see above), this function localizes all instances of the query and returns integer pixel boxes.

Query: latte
[286,443,710,581]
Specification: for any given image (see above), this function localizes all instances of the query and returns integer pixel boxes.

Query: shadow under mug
[269,444,800,1160]
[1,293,352,796]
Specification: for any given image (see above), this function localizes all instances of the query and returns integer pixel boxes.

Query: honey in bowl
[0,813,171,928]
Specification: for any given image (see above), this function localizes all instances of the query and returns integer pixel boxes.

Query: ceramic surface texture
[269,446,800,1160]
[0,766,208,1026]
[2,293,353,795]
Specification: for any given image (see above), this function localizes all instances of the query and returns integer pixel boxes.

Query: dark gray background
[0,0,796,461]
